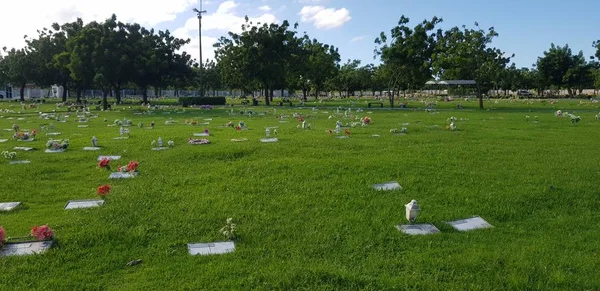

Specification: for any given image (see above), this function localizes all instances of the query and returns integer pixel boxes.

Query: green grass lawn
[1,100,600,290]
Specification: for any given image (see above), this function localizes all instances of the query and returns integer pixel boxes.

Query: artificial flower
[31,225,54,241]
[0,226,5,244]
[97,185,112,196]
[98,158,111,170]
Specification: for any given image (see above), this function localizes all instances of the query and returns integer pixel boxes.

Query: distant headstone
[114,137,129,140]
[10,160,31,164]
[188,242,235,256]
[109,172,138,179]
[371,135,380,137]
[231,138,248,142]
[46,132,61,136]
[446,216,493,231]
[373,182,402,191]
[152,147,168,151]
[193,133,210,137]
[83,147,101,151]
[17,138,35,142]
[335,136,349,139]
[98,156,121,161]
[0,202,21,211]
[396,224,440,235]
[0,139,8,143]
[65,199,104,210]
[13,147,33,151]
[78,125,89,128]
[0,241,53,257]
[45,149,65,153]
[260,138,278,143]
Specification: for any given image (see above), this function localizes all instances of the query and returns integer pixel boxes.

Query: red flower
[97,185,112,196]
[31,225,54,241]
[0,226,5,243]
[126,161,139,172]
[98,158,110,169]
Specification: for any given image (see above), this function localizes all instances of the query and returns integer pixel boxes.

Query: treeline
[1,14,600,109]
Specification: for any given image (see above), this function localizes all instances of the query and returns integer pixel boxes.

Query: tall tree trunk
[477,83,484,109]
[302,88,307,101]
[76,89,82,103]
[264,87,270,106]
[62,83,68,102]
[142,86,148,104]
[19,83,26,102]
[269,89,274,102]
[102,90,108,110]
[115,84,122,104]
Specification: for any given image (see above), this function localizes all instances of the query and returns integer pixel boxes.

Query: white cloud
[299,6,351,29]
[0,0,197,51]
[258,5,272,12]
[174,1,278,63]
[351,36,366,42]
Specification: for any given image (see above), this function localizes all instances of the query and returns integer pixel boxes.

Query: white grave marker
[13,147,33,151]
[64,199,105,210]
[83,147,101,151]
[98,156,121,161]
[260,138,278,143]
[0,202,21,211]
[193,133,210,137]
[45,149,65,153]
[109,172,138,179]
[17,138,34,142]
[188,242,235,256]
[152,147,168,151]
[78,125,89,128]
[373,181,402,191]
[446,216,493,232]
[231,138,248,142]
[0,139,8,143]
[114,137,129,140]
[396,224,440,235]
[46,132,61,136]
[0,241,53,257]
[10,160,31,164]
[335,136,349,139]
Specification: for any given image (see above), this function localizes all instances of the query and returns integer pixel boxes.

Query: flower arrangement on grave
[220,218,236,240]
[188,138,210,145]
[200,105,212,110]
[31,225,54,241]
[46,139,69,150]
[184,119,198,125]
[114,119,122,126]
[226,121,234,127]
[344,129,351,136]
[98,158,111,171]
[138,122,144,128]
[390,128,398,133]
[0,226,5,246]
[13,129,37,140]
[168,140,174,147]
[97,184,112,198]
[362,116,371,125]
[2,151,17,160]
[116,161,139,173]
[446,122,456,131]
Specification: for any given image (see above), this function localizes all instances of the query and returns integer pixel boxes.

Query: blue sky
[3,0,599,69]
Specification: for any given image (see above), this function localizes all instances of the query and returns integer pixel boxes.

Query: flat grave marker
[98,156,121,161]
[109,172,138,179]
[231,138,248,142]
[83,147,101,151]
[13,147,33,151]
[188,242,235,256]
[260,138,278,143]
[446,216,493,232]
[193,133,210,137]
[373,181,402,191]
[0,241,53,257]
[396,224,440,235]
[0,202,21,211]
[0,139,8,143]
[114,137,129,140]
[78,125,89,128]
[46,132,61,136]
[45,149,65,153]
[64,199,105,210]
[10,160,31,165]
[152,147,169,151]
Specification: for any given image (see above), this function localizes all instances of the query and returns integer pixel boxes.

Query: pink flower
[0,226,6,243]
[31,225,54,241]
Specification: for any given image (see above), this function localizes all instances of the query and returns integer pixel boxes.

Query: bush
[179,97,226,107]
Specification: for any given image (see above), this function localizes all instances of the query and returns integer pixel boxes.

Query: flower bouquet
[46,139,69,152]
[0,225,55,256]
[98,158,111,171]
[109,161,139,179]
[97,184,112,198]
[2,151,17,160]
[13,129,37,141]
[189,138,210,145]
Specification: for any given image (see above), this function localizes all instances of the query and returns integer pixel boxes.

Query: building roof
[425,80,476,85]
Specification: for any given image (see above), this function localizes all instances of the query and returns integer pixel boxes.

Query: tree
[536,44,593,97]
[0,48,38,102]
[300,37,340,100]
[375,16,442,107]
[433,23,511,109]
[215,18,302,105]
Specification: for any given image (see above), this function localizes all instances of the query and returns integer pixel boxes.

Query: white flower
[168,140,174,147]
